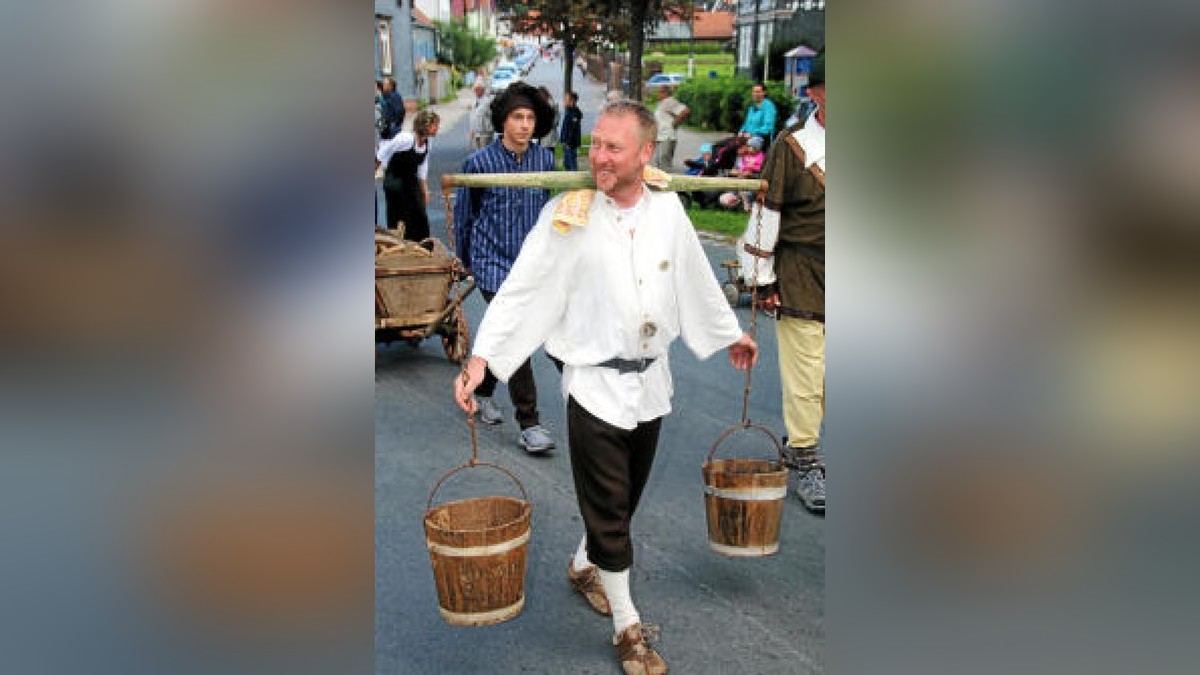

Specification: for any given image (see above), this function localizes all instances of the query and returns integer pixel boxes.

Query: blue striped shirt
[454,140,555,293]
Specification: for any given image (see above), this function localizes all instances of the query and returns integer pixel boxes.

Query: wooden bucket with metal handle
[424,416,531,627]
[702,423,788,557]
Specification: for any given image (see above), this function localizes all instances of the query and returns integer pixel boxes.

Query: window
[377,17,393,76]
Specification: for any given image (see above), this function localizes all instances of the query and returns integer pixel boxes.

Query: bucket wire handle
[706,421,785,465]
[738,182,770,426]
[427,458,529,512]
[462,369,479,467]
[426,358,529,511]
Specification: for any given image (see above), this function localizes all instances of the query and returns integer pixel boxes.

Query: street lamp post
[751,0,760,74]
[688,1,695,78]
[761,0,772,82]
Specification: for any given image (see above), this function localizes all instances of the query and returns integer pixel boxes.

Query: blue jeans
[562,145,578,171]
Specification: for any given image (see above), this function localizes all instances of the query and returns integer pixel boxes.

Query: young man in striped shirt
[453,82,558,454]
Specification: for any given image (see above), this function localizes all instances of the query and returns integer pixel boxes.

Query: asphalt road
[375,57,825,674]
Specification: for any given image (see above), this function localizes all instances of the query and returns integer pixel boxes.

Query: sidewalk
[401,85,477,134]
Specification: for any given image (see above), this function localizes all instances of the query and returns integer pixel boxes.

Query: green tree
[591,0,692,101]
[496,0,613,97]
[498,0,692,100]
[434,19,498,72]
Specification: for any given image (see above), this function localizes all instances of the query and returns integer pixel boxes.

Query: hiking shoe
[613,623,667,675]
[477,396,503,425]
[567,560,611,616]
[518,425,555,453]
[796,467,826,513]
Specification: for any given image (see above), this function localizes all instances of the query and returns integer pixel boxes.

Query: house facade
[377,0,459,107]
[376,0,417,103]
[647,10,735,46]
[734,0,825,77]
[451,0,496,35]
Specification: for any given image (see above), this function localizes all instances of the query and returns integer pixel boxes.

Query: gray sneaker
[477,396,503,425]
[796,468,826,513]
[518,425,555,454]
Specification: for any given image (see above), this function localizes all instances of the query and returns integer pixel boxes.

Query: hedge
[675,77,796,137]
[645,41,731,56]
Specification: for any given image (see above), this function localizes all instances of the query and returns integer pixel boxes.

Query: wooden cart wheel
[442,305,469,363]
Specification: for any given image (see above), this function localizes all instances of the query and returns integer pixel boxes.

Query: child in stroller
[684,134,744,208]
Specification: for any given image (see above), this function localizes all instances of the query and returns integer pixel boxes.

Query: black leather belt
[595,356,657,374]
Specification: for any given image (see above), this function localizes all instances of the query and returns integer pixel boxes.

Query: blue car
[514,48,536,75]
[490,65,520,93]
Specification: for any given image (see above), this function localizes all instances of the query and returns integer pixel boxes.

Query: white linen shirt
[793,110,825,172]
[472,186,744,430]
[375,132,430,181]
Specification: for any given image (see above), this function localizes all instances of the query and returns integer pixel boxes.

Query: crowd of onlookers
[658,81,784,211]
[373,66,818,238]
[374,73,584,240]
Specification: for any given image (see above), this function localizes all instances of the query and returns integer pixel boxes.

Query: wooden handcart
[375,230,475,362]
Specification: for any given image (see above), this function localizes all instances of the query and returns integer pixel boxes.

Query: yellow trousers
[777,316,825,447]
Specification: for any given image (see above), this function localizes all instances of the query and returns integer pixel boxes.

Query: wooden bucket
[424,461,531,626]
[702,423,788,557]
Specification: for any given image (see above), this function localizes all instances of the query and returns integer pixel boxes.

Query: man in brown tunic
[757,55,826,512]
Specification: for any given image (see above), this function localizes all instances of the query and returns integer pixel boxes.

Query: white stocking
[572,534,593,572]
[598,568,640,636]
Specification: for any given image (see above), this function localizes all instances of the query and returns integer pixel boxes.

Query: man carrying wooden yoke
[454,100,758,675]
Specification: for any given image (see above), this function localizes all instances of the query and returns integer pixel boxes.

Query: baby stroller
[680,135,742,209]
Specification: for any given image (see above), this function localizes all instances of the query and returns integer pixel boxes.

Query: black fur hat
[490,81,555,139]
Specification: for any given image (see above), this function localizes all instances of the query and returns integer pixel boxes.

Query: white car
[645,73,687,91]
[489,65,520,93]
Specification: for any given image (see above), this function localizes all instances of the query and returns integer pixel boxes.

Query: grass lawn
[552,133,590,165]
[686,205,748,239]
[648,53,736,79]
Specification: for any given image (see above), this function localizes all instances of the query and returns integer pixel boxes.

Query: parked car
[514,48,536,75]
[645,73,687,90]
[490,65,520,93]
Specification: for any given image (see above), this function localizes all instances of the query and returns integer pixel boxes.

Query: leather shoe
[567,561,611,616]
[613,623,667,675]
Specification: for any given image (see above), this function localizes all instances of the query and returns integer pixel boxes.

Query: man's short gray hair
[599,99,658,143]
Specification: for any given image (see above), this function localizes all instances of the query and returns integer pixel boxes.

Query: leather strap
[784,133,825,188]
[595,357,657,374]
[742,242,773,259]
[776,306,825,323]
